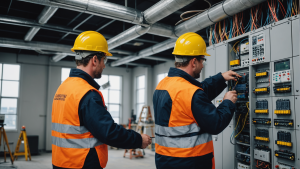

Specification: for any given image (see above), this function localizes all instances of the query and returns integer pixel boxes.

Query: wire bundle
[175,0,211,25]
[256,160,270,169]
[206,0,299,46]
[230,102,249,145]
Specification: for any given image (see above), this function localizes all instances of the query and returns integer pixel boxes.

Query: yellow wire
[230,41,240,53]
[235,102,249,138]
[234,114,241,130]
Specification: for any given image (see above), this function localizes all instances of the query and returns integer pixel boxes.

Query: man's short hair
[75,51,105,67]
[174,55,203,68]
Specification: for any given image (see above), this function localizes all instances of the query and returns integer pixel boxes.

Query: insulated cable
[175,0,211,25]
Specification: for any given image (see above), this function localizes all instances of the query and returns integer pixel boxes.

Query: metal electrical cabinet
[203,16,300,169]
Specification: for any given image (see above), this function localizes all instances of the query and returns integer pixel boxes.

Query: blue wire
[261,10,263,27]
[264,8,270,26]
[244,11,252,32]
[276,0,280,18]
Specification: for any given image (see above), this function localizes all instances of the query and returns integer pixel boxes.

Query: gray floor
[0,149,156,169]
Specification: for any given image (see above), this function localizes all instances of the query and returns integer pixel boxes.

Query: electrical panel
[251,33,266,64]
[204,13,299,169]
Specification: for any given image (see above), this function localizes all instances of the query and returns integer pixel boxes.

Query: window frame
[157,72,168,85]
[0,63,21,131]
[136,75,145,120]
[97,75,123,124]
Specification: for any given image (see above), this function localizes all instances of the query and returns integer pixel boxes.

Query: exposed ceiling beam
[0,15,159,45]
[110,0,268,67]
[24,6,58,41]
[17,0,184,41]
[57,15,93,43]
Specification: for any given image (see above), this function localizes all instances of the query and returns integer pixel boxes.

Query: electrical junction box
[251,33,266,64]
[254,149,270,162]
[237,163,250,169]
[240,42,249,54]
[272,60,292,84]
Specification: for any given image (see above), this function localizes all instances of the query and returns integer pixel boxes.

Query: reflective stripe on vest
[155,123,200,136]
[52,136,103,149]
[156,133,212,148]
[52,123,89,134]
[154,76,214,159]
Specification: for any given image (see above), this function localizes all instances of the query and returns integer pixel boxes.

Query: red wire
[278,0,286,16]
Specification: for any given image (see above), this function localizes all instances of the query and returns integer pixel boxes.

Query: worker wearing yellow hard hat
[52,31,151,169]
[153,32,240,169]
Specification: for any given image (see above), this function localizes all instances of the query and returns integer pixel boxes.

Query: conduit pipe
[107,0,194,50]
[24,6,58,41]
[111,0,267,67]
[18,0,146,26]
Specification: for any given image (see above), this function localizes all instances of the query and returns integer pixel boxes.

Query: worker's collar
[168,67,202,88]
[69,68,100,90]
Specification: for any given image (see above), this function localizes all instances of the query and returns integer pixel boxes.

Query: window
[157,73,168,85]
[61,68,71,83]
[0,64,20,130]
[136,75,145,119]
[95,75,122,124]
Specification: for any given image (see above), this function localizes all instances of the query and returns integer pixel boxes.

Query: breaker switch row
[273,86,291,93]
[252,118,271,125]
[275,131,292,147]
[275,141,292,147]
[274,119,293,127]
[254,87,269,94]
[274,110,291,115]
[255,72,268,77]
[275,150,295,161]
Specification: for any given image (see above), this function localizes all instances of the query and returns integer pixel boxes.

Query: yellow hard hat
[71,31,112,56]
[172,32,210,56]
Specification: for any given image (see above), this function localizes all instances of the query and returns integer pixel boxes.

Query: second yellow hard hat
[172,32,210,56]
[71,31,112,56]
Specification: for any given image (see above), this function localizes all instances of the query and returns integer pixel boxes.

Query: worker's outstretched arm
[192,90,236,135]
[79,90,142,149]
[200,73,227,101]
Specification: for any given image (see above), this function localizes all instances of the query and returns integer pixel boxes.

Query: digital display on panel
[274,60,290,72]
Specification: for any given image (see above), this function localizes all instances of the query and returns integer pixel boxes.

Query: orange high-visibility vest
[52,77,108,168]
[155,76,215,168]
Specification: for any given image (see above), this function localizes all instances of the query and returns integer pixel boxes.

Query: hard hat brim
[71,48,113,56]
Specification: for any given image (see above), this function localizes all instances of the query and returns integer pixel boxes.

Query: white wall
[0,52,133,152]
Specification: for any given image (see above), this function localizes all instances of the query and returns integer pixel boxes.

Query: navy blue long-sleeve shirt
[168,67,235,135]
[53,69,142,169]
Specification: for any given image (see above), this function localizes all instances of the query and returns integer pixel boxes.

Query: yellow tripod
[14,126,31,161]
[0,125,14,164]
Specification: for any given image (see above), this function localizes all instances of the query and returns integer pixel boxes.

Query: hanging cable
[175,0,211,25]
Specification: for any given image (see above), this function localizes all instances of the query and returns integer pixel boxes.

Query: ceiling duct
[18,0,146,26]
[0,37,130,62]
[107,0,195,50]
[18,0,189,41]
[24,6,58,41]
[111,0,267,67]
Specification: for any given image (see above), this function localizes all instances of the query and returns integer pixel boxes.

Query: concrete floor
[0,149,156,169]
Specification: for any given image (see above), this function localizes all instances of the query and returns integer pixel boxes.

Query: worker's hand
[141,134,152,149]
[224,90,238,104]
[222,70,241,81]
